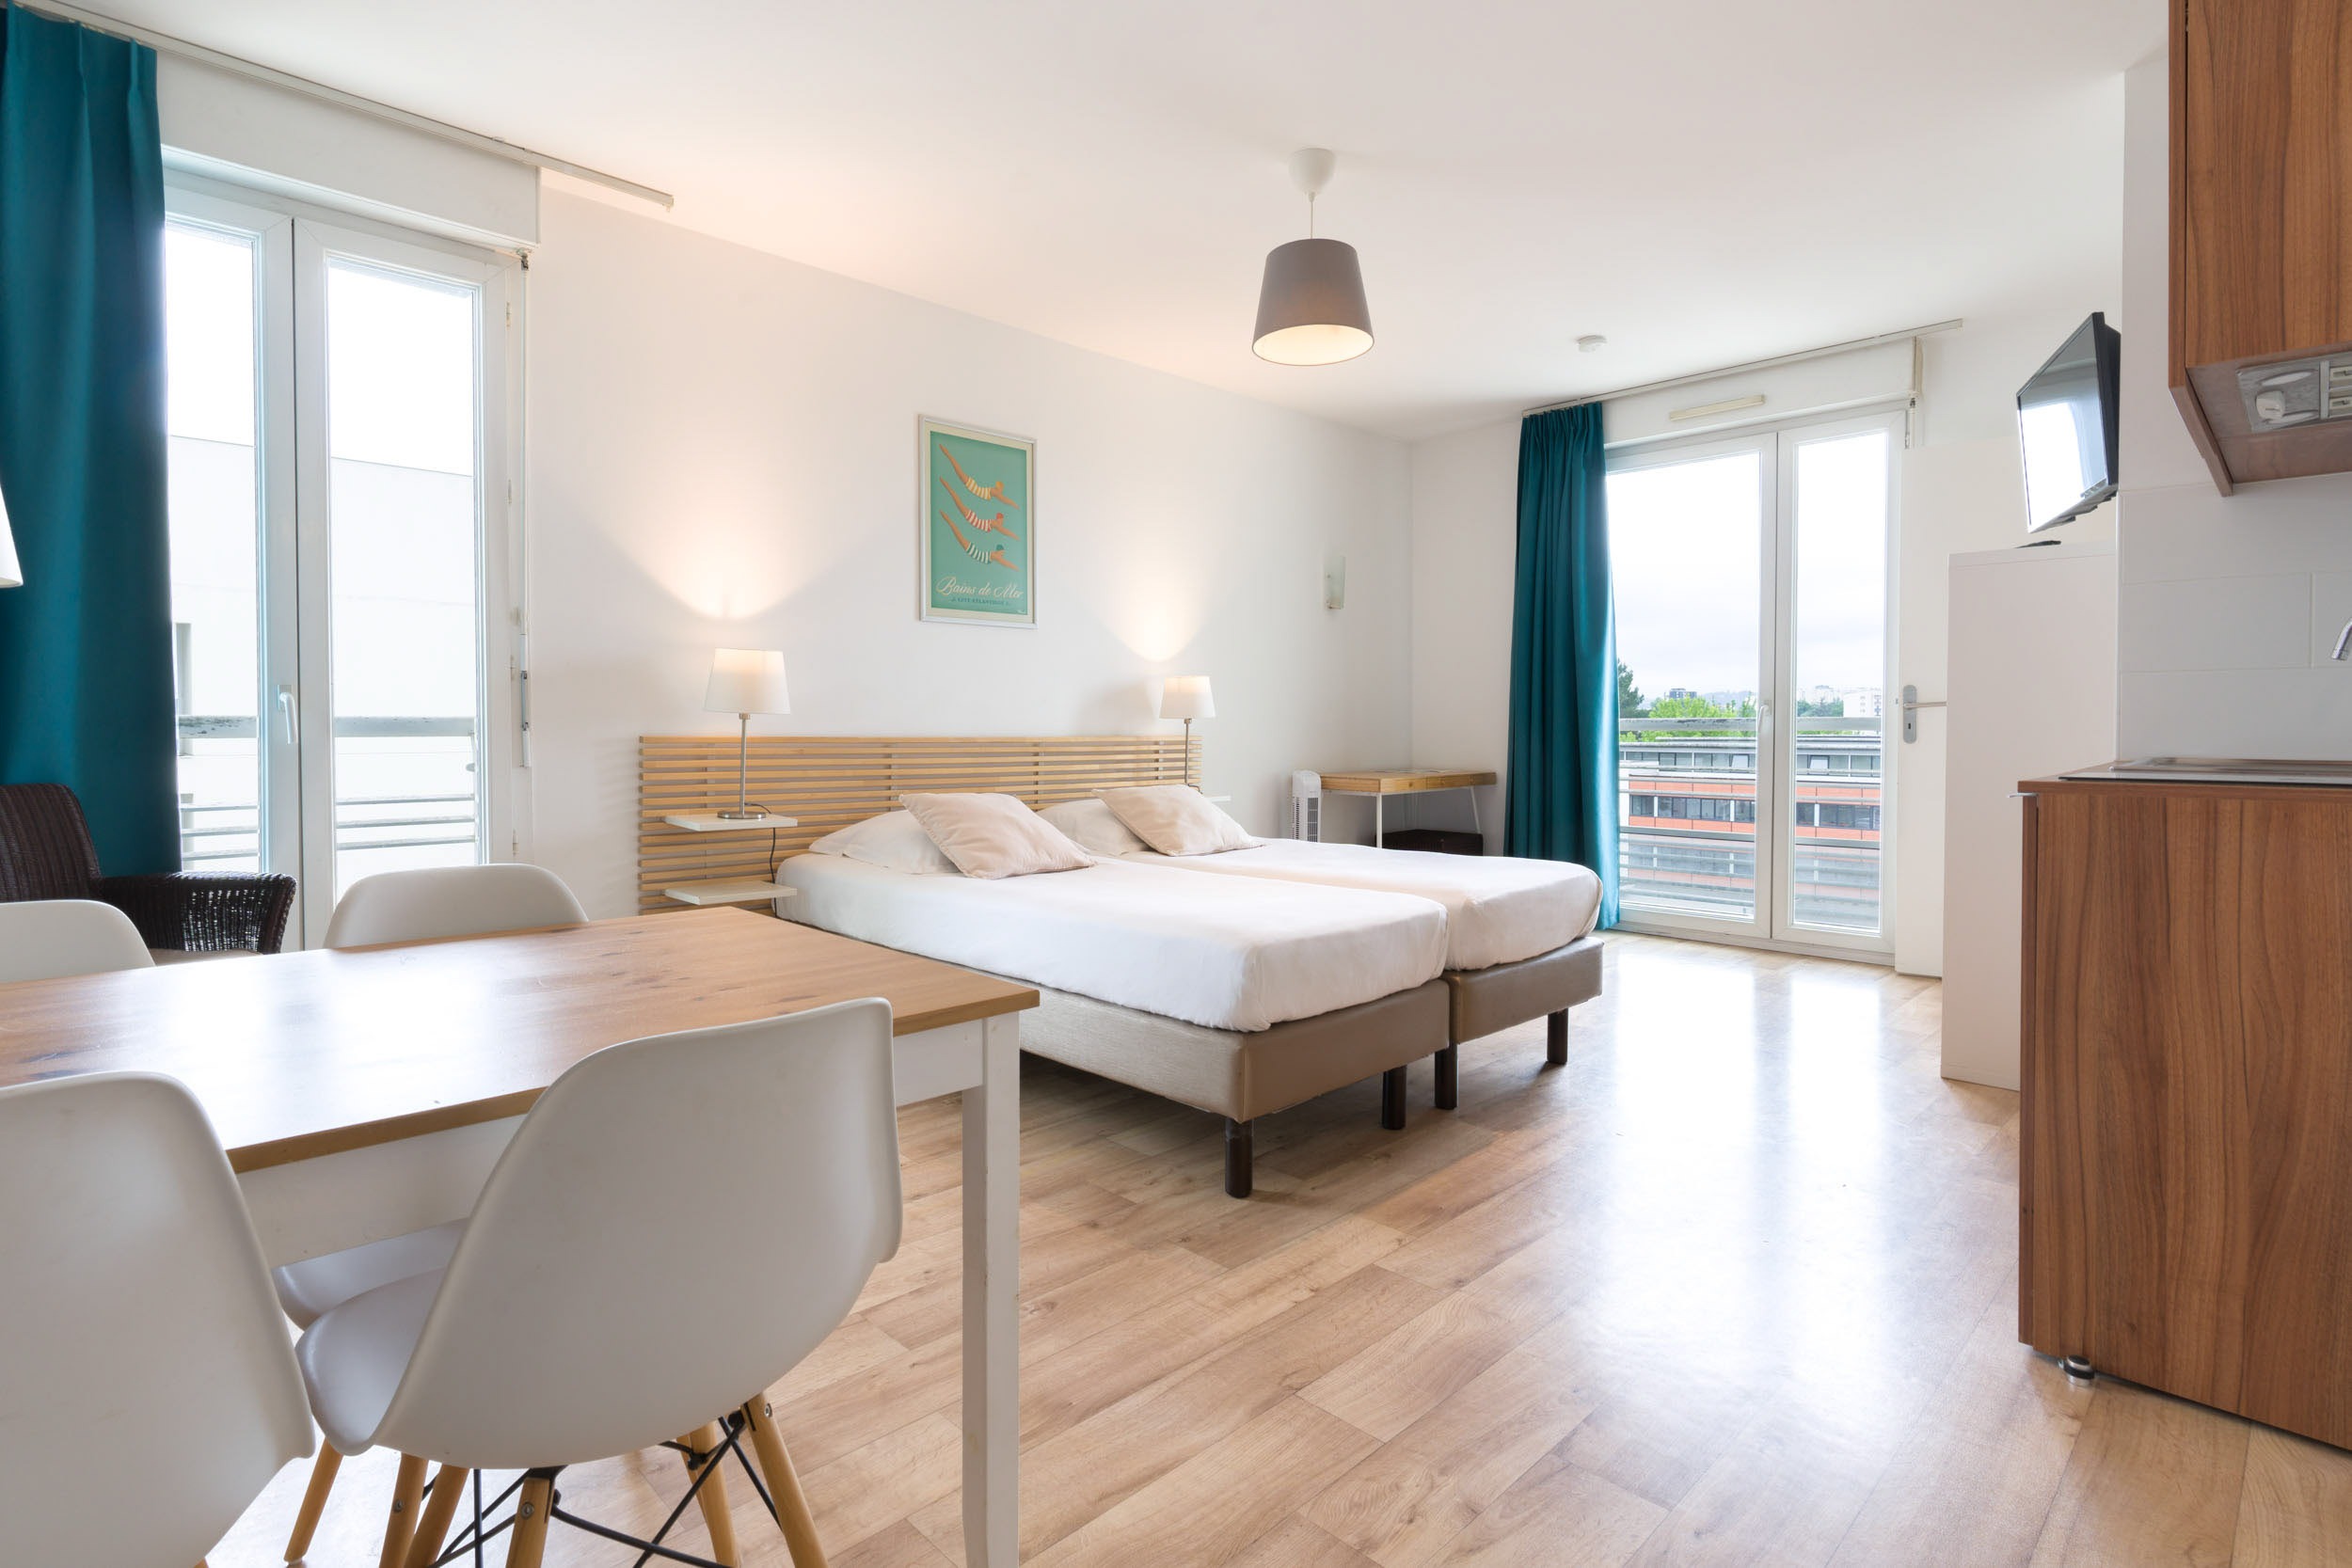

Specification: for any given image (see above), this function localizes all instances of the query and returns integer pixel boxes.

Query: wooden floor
[215,934,2352,1567]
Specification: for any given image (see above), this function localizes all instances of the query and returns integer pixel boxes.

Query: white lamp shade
[704,647,790,716]
[1159,674,1215,721]
[0,476,18,589]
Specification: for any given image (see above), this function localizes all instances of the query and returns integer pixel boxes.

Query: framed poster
[919,417,1035,626]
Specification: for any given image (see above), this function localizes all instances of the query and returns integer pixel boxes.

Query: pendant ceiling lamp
[1252,148,1374,366]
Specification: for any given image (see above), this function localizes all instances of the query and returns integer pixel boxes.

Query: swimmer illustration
[939,508,1020,571]
[938,442,1021,508]
[938,476,1022,542]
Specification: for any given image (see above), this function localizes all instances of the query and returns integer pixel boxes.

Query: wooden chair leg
[679,1423,740,1566]
[376,1452,429,1568]
[399,1464,469,1568]
[283,1443,342,1561]
[741,1396,829,1568]
[508,1475,554,1568]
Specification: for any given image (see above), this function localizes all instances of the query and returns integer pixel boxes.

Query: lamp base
[715,809,771,822]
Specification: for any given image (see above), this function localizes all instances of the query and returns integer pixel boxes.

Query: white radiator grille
[1290,769,1322,841]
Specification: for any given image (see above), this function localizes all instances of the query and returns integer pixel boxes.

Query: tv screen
[2017,311,2121,532]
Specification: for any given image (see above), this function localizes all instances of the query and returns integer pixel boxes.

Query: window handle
[275,685,299,746]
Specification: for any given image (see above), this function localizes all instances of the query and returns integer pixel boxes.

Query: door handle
[1899,684,1945,744]
[275,685,299,745]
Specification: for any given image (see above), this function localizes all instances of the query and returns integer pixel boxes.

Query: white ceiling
[96,0,2160,440]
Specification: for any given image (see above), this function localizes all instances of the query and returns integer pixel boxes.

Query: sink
[2090,756,2352,786]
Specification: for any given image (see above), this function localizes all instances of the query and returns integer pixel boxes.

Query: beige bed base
[1018,978,1450,1198]
[1432,935,1606,1107]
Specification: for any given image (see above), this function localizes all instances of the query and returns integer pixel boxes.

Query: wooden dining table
[0,905,1038,1567]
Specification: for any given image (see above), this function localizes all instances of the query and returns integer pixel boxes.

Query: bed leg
[1547,1009,1569,1067]
[1224,1118,1253,1198]
[1381,1066,1407,1130]
[1435,1045,1458,1110]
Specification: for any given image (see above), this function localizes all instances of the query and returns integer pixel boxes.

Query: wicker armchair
[0,784,295,956]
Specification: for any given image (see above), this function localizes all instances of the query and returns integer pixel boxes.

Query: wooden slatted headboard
[636,734,1198,912]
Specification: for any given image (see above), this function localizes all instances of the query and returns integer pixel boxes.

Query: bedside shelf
[662,880,800,908]
[662,813,798,833]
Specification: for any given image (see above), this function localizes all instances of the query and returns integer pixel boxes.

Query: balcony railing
[174,715,479,868]
[1615,715,1883,933]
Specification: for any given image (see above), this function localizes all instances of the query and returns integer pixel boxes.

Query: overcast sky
[1610,430,1887,701]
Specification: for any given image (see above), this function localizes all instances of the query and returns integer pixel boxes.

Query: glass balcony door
[1772,419,1896,946]
[1608,410,1898,957]
[164,183,516,945]
[1608,434,1774,937]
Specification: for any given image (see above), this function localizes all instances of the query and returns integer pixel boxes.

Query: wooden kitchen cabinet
[2020,775,2352,1448]
[2170,0,2352,490]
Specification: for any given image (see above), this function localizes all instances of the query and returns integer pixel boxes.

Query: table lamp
[1158,674,1214,786]
[704,647,790,820]
[0,468,19,589]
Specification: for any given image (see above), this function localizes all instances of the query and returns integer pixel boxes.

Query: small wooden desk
[1316,768,1499,843]
[0,908,1036,1566]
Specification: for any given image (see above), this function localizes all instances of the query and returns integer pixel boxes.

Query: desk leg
[1375,795,1383,847]
[962,1014,1020,1568]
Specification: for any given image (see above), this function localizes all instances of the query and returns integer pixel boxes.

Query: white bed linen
[1108,839,1601,971]
[780,853,1445,1032]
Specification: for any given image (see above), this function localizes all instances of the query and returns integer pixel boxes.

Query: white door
[1607,410,1899,957]
[163,182,519,945]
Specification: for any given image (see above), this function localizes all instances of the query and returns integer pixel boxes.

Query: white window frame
[165,171,526,946]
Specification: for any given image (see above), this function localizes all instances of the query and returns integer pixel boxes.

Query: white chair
[0,1071,313,1567]
[277,860,592,1560]
[0,897,154,982]
[297,998,901,1568]
[323,862,588,949]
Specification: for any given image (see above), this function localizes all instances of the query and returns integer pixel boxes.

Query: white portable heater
[1290,769,1323,842]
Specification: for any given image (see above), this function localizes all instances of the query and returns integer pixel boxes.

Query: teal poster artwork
[920,418,1035,626]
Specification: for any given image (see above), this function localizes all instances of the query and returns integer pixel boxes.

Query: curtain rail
[19,0,675,210]
[1522,319,1962,418]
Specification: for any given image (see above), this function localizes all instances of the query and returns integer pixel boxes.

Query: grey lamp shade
[1253,237,1373,366]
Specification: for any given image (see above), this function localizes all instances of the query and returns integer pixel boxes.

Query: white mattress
[1114,840,1602,971]
[779,854,1447,1033]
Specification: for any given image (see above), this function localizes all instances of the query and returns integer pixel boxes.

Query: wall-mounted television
[2017,311,2121,532]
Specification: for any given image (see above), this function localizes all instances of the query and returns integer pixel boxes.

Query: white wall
[523,190,1413,917]
[2114,53,2352,758]
[1406,418,1521,842]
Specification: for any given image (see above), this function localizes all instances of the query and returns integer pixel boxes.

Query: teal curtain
[1504,404,1618,927]
[0,4,177,874]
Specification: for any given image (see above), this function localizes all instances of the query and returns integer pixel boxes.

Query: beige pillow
[1099,785,1261,857]
[1039,798,1151,857]
[898,792,1095,879]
